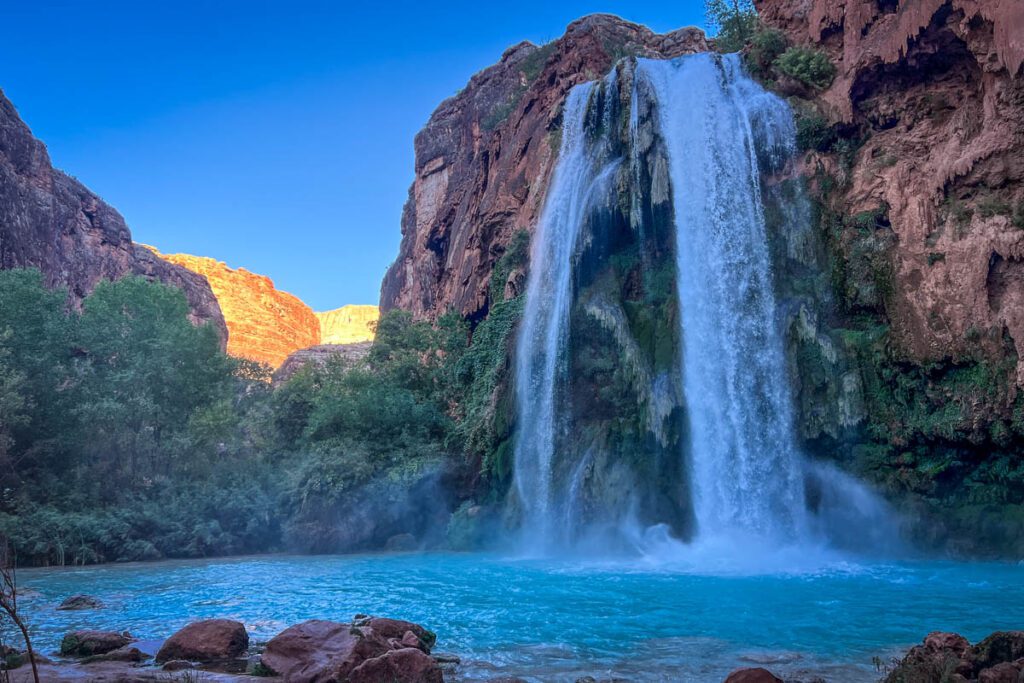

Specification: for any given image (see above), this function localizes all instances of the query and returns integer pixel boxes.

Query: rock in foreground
[260,616,442,682]
[155,618,249,663]
[884,630,1024,682]
[60,630,134,657]
[724,668,784,683]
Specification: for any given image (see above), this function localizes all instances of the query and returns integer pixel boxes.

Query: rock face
[148,249,321,368]
[274,341,373,383]
[0,90,226,341]
[757,0,1024,380]
[316,305,379,344]
[155,618,249,663]
[260,616,441,683]
[379,14,708,321]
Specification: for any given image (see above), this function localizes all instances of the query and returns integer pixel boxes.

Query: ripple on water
[16,552,1024,683]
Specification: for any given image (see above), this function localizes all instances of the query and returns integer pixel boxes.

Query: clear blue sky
[1,1,706,310]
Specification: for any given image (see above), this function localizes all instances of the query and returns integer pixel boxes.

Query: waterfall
[513,74,619,550]
[637,53,808,543]
[512,52,896,556]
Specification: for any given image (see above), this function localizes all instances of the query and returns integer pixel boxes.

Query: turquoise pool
[16,550,1024,681]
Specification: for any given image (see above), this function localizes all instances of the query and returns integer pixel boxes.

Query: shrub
[775,46,836,89]
[796,112,837,152]
[746,28,788,77]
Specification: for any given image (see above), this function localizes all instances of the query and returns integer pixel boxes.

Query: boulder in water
[80,645,150,664]
[260,616,442,683]
[56,594,103,610]
[60,630,134,657]
[723,668,784,683]
[155,618,249,663]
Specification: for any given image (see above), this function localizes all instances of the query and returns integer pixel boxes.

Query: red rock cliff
[756,0,1024,381]
[0,90,226,340]
[147,249,322,368]
[379,14,708,321]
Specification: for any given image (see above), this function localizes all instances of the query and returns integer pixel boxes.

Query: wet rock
[724,668,784,683]
[80,645,149,664]
[56,594,103,610]
[349,647,443,683]
[155,618,249,663]
[60,630,134,657]
[356,616,437,652]
[261,616,441,683]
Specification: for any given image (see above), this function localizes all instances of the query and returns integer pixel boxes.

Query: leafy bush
[796,112,837,152]
[775,46,836,89]
[746,28,788,77]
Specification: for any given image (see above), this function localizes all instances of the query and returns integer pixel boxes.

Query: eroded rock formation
[380,14,708,321]
[316,305,379,344]
[758,0,1024,380]
[0,90,226,340]
[147,249,321,368]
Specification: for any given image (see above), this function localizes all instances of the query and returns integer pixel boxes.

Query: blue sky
[2,1,706,309]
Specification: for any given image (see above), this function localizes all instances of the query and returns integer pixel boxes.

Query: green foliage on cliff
[775,47,837,90]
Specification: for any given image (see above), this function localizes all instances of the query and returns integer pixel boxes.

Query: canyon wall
[757,0,1024,380]
[379,15,708,321]
[316,305,378,344]
[147,249,322,368]
[0,90,226,340]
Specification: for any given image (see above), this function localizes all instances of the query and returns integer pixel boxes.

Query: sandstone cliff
[316,305,378,344]
[379,14,708,321]
[147,249,322,368]
[757,0,1024,381]
[0,90,226,340]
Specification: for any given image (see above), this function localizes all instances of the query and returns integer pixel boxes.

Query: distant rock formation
[316,305,378,344]
[274,342,373,384]
[0,89,226,341]
[379,14,708,320]
[146,248,321,368]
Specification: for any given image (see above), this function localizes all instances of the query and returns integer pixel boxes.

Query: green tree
[73,277,234,492]
[706,0,759,53]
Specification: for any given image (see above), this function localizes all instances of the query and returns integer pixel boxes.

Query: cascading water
[513,52,896,557]
[513,74,620,550]
[638,54,808,543]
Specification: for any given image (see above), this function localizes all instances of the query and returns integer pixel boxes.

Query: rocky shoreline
[3,599,1023,683]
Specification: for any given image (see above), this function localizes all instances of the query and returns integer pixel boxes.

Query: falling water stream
[513,53,893,555]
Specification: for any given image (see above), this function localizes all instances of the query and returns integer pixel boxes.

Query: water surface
[18,552,1024,681]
